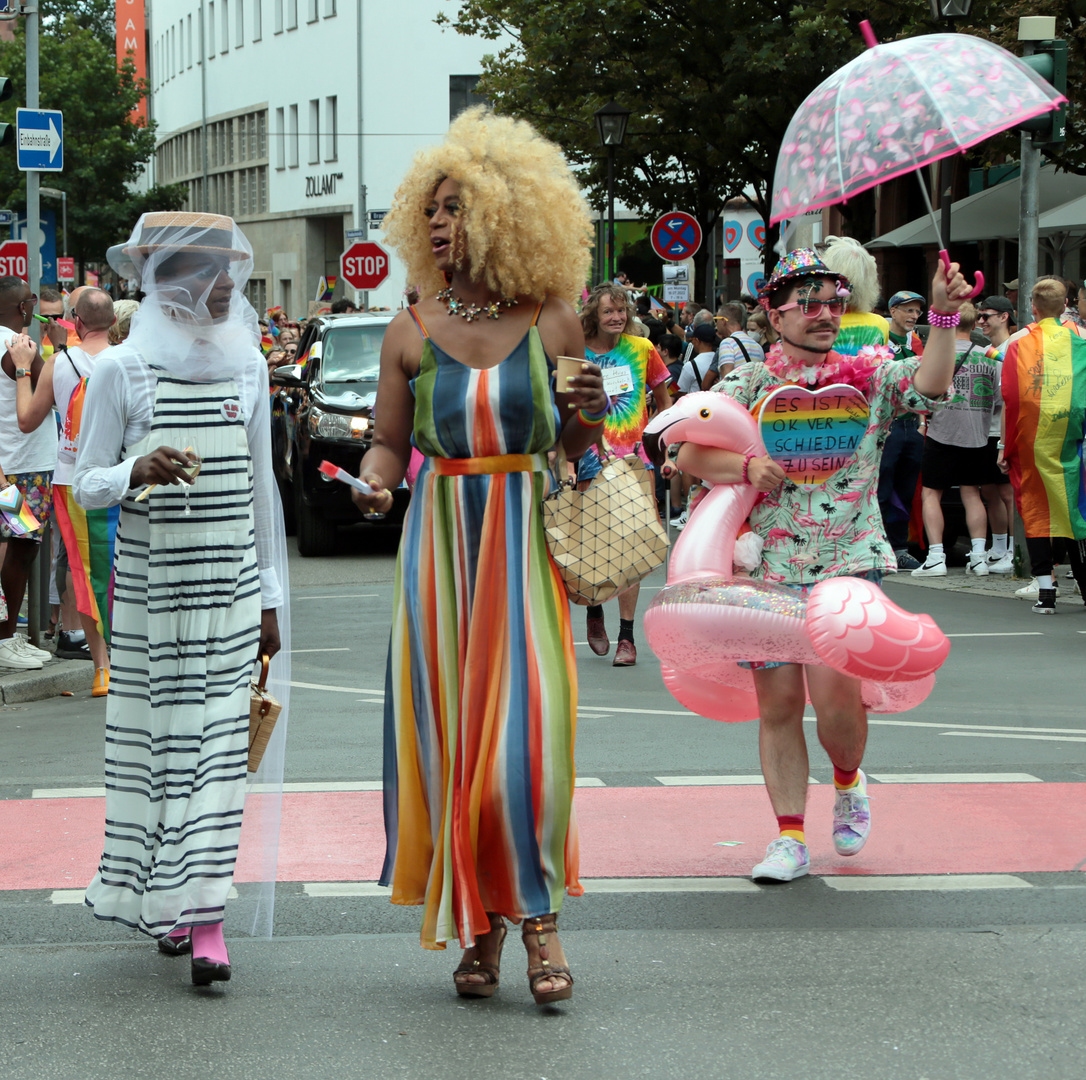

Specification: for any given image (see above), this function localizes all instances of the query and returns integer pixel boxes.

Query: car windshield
[319,325,386,383]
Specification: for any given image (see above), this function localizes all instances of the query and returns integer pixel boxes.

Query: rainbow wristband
[577,408,606,427]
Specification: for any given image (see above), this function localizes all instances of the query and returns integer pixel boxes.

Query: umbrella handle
[939,249,985,300]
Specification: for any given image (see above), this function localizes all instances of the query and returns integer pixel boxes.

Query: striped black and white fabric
[84,376,261,937]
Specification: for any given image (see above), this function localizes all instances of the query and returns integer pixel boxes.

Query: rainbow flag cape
[1003,317,1086,540]
[52,485,118,644]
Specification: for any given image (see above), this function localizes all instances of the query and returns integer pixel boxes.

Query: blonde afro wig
[382,107,593,304]
[819,235,881,314]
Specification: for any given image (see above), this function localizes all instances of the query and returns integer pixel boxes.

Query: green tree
[0,3,185,275]
[442,0,1082,281]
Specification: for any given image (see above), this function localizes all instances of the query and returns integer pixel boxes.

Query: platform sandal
[522,913,573,1005]
[452,917,507,998]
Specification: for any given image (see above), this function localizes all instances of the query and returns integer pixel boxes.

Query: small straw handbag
[542,448,669,605]
[248,655,282,773]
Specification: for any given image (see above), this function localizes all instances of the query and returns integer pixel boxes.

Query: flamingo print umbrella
[771,22,1066,294]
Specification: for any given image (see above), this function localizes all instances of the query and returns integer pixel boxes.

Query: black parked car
[270,313,410,556]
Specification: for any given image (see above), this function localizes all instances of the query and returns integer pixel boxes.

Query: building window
[188,14,194,67]
[275,107,285,169]
[308,99,320,165]
[307,0,318,22]
[253,0,262,41]
[208,3,216,57]
[449,75,485,122]
[324,0,336,15]
[221,0,230,52]
[246,278,268,314]
[288,104,299,168]
[236,0,244,45]
[286,0,298,31]
[274,0,283,34]
[324,95,337,162]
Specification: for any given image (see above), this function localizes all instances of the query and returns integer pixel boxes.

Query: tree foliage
[0,2,185,273]
[441,0,1085,277]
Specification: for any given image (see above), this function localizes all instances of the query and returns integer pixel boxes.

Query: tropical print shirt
[717,349,944,584]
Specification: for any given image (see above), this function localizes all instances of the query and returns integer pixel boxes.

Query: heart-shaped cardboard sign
[722,220,741,252]
[758,383,870,486]
[748,221,766,249]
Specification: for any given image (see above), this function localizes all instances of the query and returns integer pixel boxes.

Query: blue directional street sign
[0,211,14,226]
[16,108,64,172]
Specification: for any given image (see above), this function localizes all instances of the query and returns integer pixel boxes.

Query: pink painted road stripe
[3,784,1085,892]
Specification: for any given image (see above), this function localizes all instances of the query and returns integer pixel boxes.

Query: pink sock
[191,922,229,966]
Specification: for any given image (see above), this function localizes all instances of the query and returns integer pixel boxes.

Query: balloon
[641,392,950,722]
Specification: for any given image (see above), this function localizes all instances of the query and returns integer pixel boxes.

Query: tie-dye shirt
[834,312,889,357]
[582,334,669,463]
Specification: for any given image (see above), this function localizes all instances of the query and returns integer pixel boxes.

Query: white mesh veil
[109,212,292,939]
[107,212,261,383]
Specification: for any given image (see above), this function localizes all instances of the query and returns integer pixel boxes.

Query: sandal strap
[527,962,573,992]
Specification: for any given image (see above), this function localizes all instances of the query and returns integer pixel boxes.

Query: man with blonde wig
[999,276,1086,614]
[819,235,889,356]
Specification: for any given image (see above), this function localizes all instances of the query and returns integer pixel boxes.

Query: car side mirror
[271,364,305,387]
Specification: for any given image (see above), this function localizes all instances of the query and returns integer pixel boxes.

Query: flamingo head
[643,391,763,467]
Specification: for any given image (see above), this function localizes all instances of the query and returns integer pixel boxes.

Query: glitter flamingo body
[642,392,950,722]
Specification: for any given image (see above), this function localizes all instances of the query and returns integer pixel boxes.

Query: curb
[0,659,95,705]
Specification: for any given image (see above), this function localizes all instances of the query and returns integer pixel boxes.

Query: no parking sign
[650,212,702,261]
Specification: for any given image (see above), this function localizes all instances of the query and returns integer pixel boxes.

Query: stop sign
[0,240,29,281]
[340,240,390,290]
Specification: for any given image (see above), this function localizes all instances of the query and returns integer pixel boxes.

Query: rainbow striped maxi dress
[380,306,581,951]
[1002,317,1086,540]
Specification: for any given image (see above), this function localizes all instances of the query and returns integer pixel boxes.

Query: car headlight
[308,408,369,439]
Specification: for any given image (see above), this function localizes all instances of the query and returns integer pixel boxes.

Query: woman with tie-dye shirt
[577,284,671,668]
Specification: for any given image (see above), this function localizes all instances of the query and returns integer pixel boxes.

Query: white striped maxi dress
[84,376,262,937]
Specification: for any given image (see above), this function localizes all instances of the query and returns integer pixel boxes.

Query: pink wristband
[741,452,757,485]
[928,307,961,329]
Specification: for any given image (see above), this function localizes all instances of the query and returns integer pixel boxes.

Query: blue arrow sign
[16,109,64,172]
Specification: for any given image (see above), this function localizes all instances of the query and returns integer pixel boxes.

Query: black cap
[980,296,1016,323]
[691,323,719,344]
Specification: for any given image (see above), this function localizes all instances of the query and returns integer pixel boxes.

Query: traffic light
[0,76,12,148]
[1019,39,1068,148]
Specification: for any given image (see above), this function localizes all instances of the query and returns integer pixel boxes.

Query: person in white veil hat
[74,211,291,987]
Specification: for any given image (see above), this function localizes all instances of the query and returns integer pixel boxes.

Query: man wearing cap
[976,297,1016,574]
[679,248,969,883]
[1004,278,1019,310]
[701,301,765,389]
[74,212,289,986]
[878,290,928,570]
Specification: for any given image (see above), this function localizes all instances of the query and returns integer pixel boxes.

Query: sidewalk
[0,632,94,704]
[891,563,1084,606]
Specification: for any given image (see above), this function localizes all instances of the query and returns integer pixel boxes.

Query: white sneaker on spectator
[1016,578,1059,600]
[911,553,946,577]
[0,637,43,670]
[669,509,688,530]
[966,553,989,576]
[13,634,52,661]
[986,551,1013,574]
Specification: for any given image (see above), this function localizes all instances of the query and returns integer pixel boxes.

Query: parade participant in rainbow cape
[999,276,1086,615]
[676,247,970,883]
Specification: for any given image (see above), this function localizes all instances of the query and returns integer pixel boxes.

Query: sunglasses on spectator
[776,297,846,318]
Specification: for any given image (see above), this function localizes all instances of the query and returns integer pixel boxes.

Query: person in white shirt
[74,212,291,987]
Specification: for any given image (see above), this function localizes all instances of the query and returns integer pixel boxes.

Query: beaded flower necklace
[763,343,883,394]
[436,287,519,322]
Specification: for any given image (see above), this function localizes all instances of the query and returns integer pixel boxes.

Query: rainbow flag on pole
[1002,317,1086,540]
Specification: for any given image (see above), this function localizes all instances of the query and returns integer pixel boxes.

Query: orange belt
[431,452,548,476]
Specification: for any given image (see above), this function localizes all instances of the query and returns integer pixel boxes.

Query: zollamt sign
[306,172,345,198]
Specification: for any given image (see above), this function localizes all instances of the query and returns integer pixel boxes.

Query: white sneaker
[833,770,872,856]
[0,636,43,670]
[986,551,1013,574]
[751,837,810,883]
[669,509,688,530]
[1016,578,1059,600]
[966,553,989,576]
[911,554,947,577]
[13,634,52,661]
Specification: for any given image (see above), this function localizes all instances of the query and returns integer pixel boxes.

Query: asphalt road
[2,527,1085,1080]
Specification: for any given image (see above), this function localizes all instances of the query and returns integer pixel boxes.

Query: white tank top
[0,328,59,475]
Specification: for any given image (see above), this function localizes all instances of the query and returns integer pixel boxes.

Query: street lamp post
[594,100,630,283]
[39,185,67,259]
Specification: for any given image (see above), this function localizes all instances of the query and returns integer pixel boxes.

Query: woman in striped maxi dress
[354,109,605,1005]
[74,212,289,987]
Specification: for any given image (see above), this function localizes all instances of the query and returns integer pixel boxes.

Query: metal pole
[61,190,67,258]
[356,0,368,310]
[200,3,209,211]
[1019,128,1040,329]
[607,144,615,282]
[940,158,953,260]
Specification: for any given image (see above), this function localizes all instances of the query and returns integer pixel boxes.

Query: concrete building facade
[145,0,493,315]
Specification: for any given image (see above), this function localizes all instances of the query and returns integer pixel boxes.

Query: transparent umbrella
[771,21,1067,296]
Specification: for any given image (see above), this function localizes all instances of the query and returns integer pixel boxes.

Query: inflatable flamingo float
[642,392,950,722]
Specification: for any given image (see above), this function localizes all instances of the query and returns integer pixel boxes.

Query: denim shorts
[739,569,884,671]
